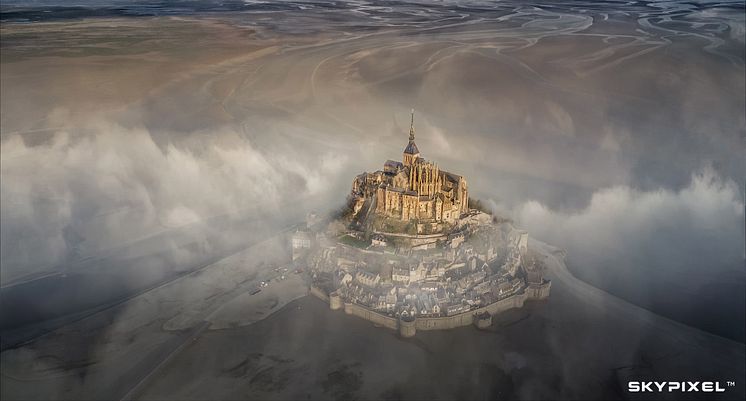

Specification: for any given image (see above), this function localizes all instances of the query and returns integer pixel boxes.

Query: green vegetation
[370,215,416,235]
[337,234,370,249]
[469,198,492,215]
[412,247,444,257]
[387,236,408,249]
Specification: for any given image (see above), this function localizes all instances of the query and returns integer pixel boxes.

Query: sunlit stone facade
[350,111,468,225]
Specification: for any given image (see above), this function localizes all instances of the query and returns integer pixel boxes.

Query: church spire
[409,109,415,141]
[402,108,420,165]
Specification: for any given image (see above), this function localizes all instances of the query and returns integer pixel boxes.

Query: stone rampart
[372,230,448,246]
[474,313,492,329]
[314,283,547,336]
[329,291,342,310]
[399,316,417,337]
[343,302,398,330]
[415,312,473,330]
[309,286,329,302]
[415,291,528,331]
[527,280,551,300]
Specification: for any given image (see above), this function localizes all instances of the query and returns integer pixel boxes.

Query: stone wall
[527,280,551,300]
[474,313,493,329]
[372,230,447,246]
[415,291,528,331]
[312,283,548,337]
[343,302,399,330]
[399,317,417,337]
[329,291,342,310]
[309,286,329,302]
[415,312,473,330]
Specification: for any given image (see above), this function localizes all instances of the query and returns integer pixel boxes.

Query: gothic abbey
[349,112,469,227]
[307,111,550,337]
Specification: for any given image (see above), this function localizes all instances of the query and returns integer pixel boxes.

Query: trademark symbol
[727,381,736,387]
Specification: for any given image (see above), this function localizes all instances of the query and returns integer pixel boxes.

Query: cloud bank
[0,118,348,283]
[514,166,743,277]
[510,167,745,339]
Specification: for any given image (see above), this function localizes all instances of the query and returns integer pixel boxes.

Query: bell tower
[403,109,420,167]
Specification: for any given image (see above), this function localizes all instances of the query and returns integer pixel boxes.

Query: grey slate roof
[384,160,403,169]
[404,140,419,155]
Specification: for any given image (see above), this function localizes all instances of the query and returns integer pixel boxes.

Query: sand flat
[134,240,745,400]
[0,233,294,400]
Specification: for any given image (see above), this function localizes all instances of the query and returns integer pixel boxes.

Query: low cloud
[0,118,349,282]
[511,166,744,286]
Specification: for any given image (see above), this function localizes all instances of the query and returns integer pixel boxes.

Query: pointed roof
[404,109,420,155]
[404,140,419,155]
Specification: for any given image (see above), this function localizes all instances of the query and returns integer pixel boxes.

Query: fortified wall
[371,230,448,246]
[343,301,399,330]
[310,280,551,337]
[309,286,330,302]
[527,279,551,300]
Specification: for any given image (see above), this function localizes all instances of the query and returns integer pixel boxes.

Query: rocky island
[295,112,551,337]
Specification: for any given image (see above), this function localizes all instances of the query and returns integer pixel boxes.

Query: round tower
[329,291,342,310]
[474,311,492,330]
[398,312,417,338]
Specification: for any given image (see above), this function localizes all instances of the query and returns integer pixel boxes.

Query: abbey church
[349,112,469,227]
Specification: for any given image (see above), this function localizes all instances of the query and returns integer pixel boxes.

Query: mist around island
[0,1,744,399]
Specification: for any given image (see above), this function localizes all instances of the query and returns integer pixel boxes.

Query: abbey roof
[404,140,419,155]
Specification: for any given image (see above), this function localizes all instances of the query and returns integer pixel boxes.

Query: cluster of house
[334,257,524,317]
[308,223,533,318]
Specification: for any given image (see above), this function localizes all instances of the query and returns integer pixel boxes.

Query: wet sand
[136,241,745,401]
[1,235,742,400]
[0,233,305,401]
[207,273,308,330]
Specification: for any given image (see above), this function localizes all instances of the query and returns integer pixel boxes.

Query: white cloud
[512,166,744,282]
[0,119,348,282]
